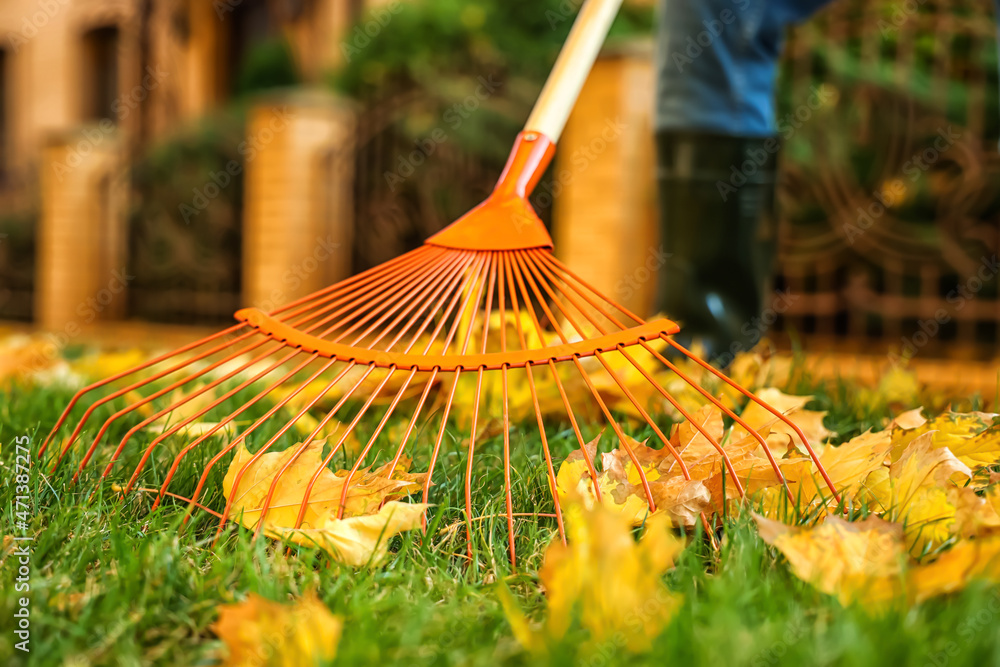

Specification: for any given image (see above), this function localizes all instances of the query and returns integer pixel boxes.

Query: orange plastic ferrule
[424,132,556,251]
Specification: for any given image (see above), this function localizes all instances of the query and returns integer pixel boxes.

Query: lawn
[1,343,999,667]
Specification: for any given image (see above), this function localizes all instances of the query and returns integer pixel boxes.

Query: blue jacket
[656,0,835,136]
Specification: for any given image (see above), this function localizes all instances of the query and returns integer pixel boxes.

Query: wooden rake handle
[524,0,625,142]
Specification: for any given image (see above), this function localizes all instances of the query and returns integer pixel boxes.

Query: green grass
[2,372,999,667]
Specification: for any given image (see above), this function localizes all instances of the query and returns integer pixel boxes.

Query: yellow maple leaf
[213,591,342,666]
[859,433,972,555]
[890,409,1000,469]
[736,388,834,454]
[554,439,653,526]
[785,429,893,505]
[221,441,428,565]
[222,440,427,530]
[501,503,685,653]
[754,514,906,608]
[908,536,1000,603]
[554,433,710,527]
[271,501,429,567]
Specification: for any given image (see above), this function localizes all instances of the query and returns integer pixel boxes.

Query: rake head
[42,131,840,564]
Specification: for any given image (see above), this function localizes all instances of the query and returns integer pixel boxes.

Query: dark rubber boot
[654,131,779,364]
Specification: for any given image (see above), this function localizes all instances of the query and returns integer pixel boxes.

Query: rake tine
[50,247,442,467]
[464,366,487,560]
[346,250,472,349]
[532,257,758,539]
[461,252,499,562]
[524,250,744,486]
[329,249,458,345]
[419,253,495,525]
[251,361,365,536]
[634,344,795,503]
[154,356,339,513]
[379,251,477,351]
[506,251,604,502]
[533,251,781,482]
[534,250,646,326]
[88,341,298,477]
[663,337,843,504]
[335,367,419,519]
[71,337,296,478]
[215,362,377,542]
[496,256,517,563]
[532,249,797,503]
[514,250,674,510]
[120,348,316,493]
[290,366,397,532]
[501,253,566,544]
[41,324,249,460]
[52,327,261,471]
[525,254,750,500]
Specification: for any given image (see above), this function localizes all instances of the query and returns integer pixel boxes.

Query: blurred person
[653,0,833,361]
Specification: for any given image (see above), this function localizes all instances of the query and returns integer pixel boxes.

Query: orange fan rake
[41,0,839,564]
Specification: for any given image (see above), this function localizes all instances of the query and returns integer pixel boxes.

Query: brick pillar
[36,126,128,331]
[552,44,658,316]
[242,91,356,312]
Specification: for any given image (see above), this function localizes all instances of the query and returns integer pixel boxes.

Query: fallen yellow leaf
[271,501,429,567]
[754,513,906,608]
[213,591,342,666]
[223,440,426,530]
[221,441,429,565]
[503,502,685,653]
[908,536,1000,603]
[891,410,1000,469]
